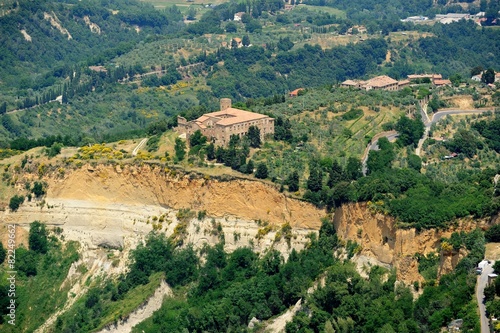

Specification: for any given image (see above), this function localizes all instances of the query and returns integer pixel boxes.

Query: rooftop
[200,108,269,126]
[364,75,398,88]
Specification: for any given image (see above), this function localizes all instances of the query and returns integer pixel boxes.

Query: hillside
[0,157,493,332]
[1,0,500,332]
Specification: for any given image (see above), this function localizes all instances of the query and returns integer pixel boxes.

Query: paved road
[477,260,495,333]
[362,108,495,173]
[132,138,148,156]
[430,109,493,124]
[415,109,493,156]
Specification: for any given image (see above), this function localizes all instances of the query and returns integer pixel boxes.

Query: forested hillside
[0,0,183,89]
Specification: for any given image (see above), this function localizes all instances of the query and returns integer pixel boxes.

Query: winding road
[362,108,494,174]
[477,260,495,333]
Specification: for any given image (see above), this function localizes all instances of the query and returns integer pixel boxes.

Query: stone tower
[220,98,231,111]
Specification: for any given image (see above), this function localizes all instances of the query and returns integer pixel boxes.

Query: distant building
[407,74,442,81]
[289,88,304,97]
[347,25,367,34]
[177,99,275,147]
[364,75,399,91]
[233,12,245,21]
[340,79,362,89]
[341,75,400,91]
[232,37,242,48]
[401,16,428,22]
[398,79,411,89]
[435,13,470,24]
[470,71,500,83]
[434,79,452,87]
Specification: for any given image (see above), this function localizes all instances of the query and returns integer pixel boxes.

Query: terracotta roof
[289,88,304,96]
[434,79,451,86]
[200,108,270,126]
[233,37,242,43]
[398,79,410,85]
[364,75,398,88]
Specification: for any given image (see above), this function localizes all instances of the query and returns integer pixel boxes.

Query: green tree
[29,221,48,254]
[189,130,207,148]
[45,142,63,158]
[255,162,268,179]
[307,164,323,192]
[366,137,395,174]
[482,68,495,84]
[186,6,196,21]
[486,224,500,242]
[287,170,300,192]
[345,157,362,180]
[445,129,482,158]
[471,66,483,76]
[206,142,215,160]
[407,154,422,172]
[395,116,424,147]
[16,247,37,277]
[225,22,237,33]
[9,195,24,211]
[327,160,344,188]
[0,102,6,115]
[32,181,46,197]
[246,159,255,174]
[175,137,186,162]
[242,35,251,47]
[247,125,261,148]
[278,37,294,52]
[245,19,262,33]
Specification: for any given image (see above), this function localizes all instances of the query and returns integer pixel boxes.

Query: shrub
[486,224,500,242]
[9,195,25,211]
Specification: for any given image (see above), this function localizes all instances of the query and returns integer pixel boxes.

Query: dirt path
[132,138,148,156]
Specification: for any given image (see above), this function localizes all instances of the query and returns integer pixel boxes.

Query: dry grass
[485,243,500,261]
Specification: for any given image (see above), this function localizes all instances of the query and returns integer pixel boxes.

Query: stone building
[341,75,401,91]
[177,99,275,147]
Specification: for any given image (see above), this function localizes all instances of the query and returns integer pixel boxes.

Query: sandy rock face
[334,202,488,284]
[47,164,324,229]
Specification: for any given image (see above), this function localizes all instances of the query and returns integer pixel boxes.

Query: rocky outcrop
[334,202,489,284]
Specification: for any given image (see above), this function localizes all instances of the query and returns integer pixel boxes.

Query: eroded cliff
[334,202,489,284]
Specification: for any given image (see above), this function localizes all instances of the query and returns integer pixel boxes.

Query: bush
[9,195,25,211]
[255,163,268,179]
[32,181,46,197]
[341,108,363,121]
[29,221,49,254]
[485,224,500,242]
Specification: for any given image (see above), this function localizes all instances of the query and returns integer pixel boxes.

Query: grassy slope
[0,241,79,333]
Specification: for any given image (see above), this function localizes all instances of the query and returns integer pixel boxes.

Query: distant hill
[0,0,183,90]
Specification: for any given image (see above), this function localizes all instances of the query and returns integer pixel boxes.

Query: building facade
[177,99,275,147]
[341,75,401,91]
